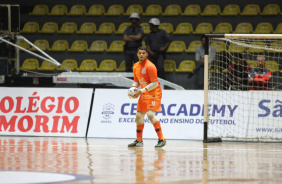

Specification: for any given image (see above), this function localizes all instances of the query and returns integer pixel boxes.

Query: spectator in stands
[248,55,272,90]
[227,53,251,90]
[187,35,216,90]
[146,18,171,79]
[123,13,144,72]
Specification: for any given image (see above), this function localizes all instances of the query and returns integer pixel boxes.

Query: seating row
[21,21,282,34]
[19,58,281,73]
[19,39,282,53]
[20,59,122,72]
[29,4,281,17]
[19,59,196,72]
[20,39,128,52]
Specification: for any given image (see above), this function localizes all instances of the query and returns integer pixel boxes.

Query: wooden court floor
[0,137,282,184]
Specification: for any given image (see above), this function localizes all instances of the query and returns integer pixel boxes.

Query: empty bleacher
[11,0,282,89]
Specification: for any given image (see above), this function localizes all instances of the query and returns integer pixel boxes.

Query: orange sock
[137,124,144,142]
[153,121,164,140]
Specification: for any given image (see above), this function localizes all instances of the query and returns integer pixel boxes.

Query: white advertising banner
[0,87,93,137]
[208,91,282,139]
[88,89,282,140]
[88,89,205,140]
[248,91,282,138]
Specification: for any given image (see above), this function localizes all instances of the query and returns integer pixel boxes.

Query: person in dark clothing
[248,55,272,90]
[123,13,144,72]
[227,53,251,90]
[146,18,171,79]
[187,35,215,89]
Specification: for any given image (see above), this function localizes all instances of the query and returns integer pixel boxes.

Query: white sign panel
[248,91,282,139]
[88,89,205,140]
[0,87,93,137]
[88,89,282,140]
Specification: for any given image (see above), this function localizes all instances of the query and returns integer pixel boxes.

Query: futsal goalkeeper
[128,46,166,148]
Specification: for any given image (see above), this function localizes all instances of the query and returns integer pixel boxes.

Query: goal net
[204,34,282,142]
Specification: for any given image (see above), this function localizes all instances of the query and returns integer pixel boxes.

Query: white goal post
[204,34,282,143]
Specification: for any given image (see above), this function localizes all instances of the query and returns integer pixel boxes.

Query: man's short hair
[257,55,265,61]
[200,35,206,40]
[137,46,148,52]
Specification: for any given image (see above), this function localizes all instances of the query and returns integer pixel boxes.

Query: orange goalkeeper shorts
[137,94,161,112]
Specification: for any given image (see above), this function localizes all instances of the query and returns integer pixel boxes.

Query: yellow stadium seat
[176,60,195,72]
[213,22,232,34]
[233,23,253,34]
[246,60,257,69]
[210,41,226,53]
[38,60,58,71]
[29,5,49,16]
[164,60,176,72]
[18,40,30,50]
[142,41,145,46]
[261,4,280,16]
[228,42,246,53]
[39,22,58,34]
[68,40,88,52]
[48,5,67,16]
[105,5,124,16]
[181,4,201,16]
[162,4,181,16]
[20,22,39,33]
[58,59,78,71]
[20,59,39,70]
[116,22,131,34]
[185,40,201,53]
[173,23,193,34]
[193,23,213,34]
[140,23,150,34]
[143,4,162,16]
[253,22,273,34]
[201,4,221,16]
[273,23,282,34]
[241,4,260,16]
[77,22,96,34]
[116,60,126,72]
[87,40,107,52]
[265,61,279,73]
[57,22,77,34]
[267,41,282,53]
[67,5,86,16]
[246,41,266,53]
[167,41,186,53]
[107,40,125,52]
[220,4,240,16]
[77,59,97,71]
[124,5,143,15]
[30,40,49,51]
[97,60,117,71]
[159,23,173,34]
[49,40,69,51]
[96,22,115,34]
[86,5,105,16]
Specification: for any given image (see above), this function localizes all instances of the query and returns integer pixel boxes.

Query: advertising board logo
[102,103,115,120]
[258,99,282,117]
[32,77,39,85]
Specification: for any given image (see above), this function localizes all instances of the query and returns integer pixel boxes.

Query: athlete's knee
[146,110,159,124]
[136,111,145,125]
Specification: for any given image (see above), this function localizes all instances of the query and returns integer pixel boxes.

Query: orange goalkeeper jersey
[133,59,162,98]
